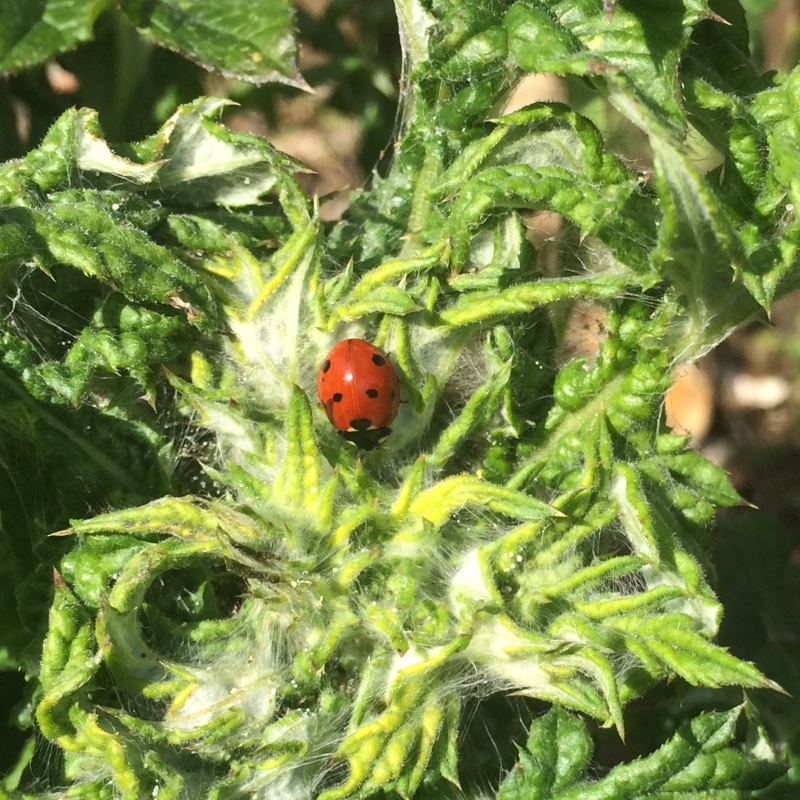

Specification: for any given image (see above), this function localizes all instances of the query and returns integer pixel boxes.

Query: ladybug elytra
[317,338,401,450]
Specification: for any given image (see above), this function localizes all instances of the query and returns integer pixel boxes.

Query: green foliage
[0,0,111,74]
[0,0,301,85]
[0,0,798,798]
[497,705,784,800]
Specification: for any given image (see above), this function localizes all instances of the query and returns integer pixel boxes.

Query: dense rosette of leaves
[0,0,797,798]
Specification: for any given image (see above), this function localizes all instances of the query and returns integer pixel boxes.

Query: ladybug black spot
[371,354,386,367]
[332,392,343,402]
[321,359,331,373]
[390,390,396,401]
[349,418,372,431]
[366,388,378,398]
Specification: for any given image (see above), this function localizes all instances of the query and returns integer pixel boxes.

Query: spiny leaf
[651,132,761,326]
[0,0,112,74]
[36,571,101,740]
[498,706,591,800]
[440,275,630,328]
[427,359,512,467]
[2,194,219,330]
[272,386,338,535]
[498,706,786,800]
[57,495,275,557]
[505,0,710,134]
[119,0,303,87]
[405,475,562,530]
[447,163,646,272]
[611,614,782,692]
[320,671,461,799]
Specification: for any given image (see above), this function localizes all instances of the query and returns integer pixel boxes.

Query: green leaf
[59,496,270,555]
[0,197,219,331]
[335,285,422,321]
[505,0,710,134]
[751,68,800,214]
[0,0,112,73]
[119,0,303,87]
[427,359,511,467]
[747,67,800,301]
[657,451,742,508]
[447,162,646,273]
[650,132,762,348]
[0,358,172,496]
[498,706,592,800]
[61,295,200,403]
[395,0,435,72]
[272,386,338,537]
[320,663,463,800]
[611,614,781,692]
[405,475,562,530]
[36,571,102,740]
[1,100,309,213]
[440,275,629,328]
[152,98,310,211]
[498,706,786,800]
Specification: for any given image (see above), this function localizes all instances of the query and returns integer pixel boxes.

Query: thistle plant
[0,0,798,798]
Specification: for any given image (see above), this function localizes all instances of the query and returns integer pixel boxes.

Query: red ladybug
[317,339,401,450]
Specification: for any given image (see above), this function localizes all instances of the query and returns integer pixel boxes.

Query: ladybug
[317,338,401,450]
